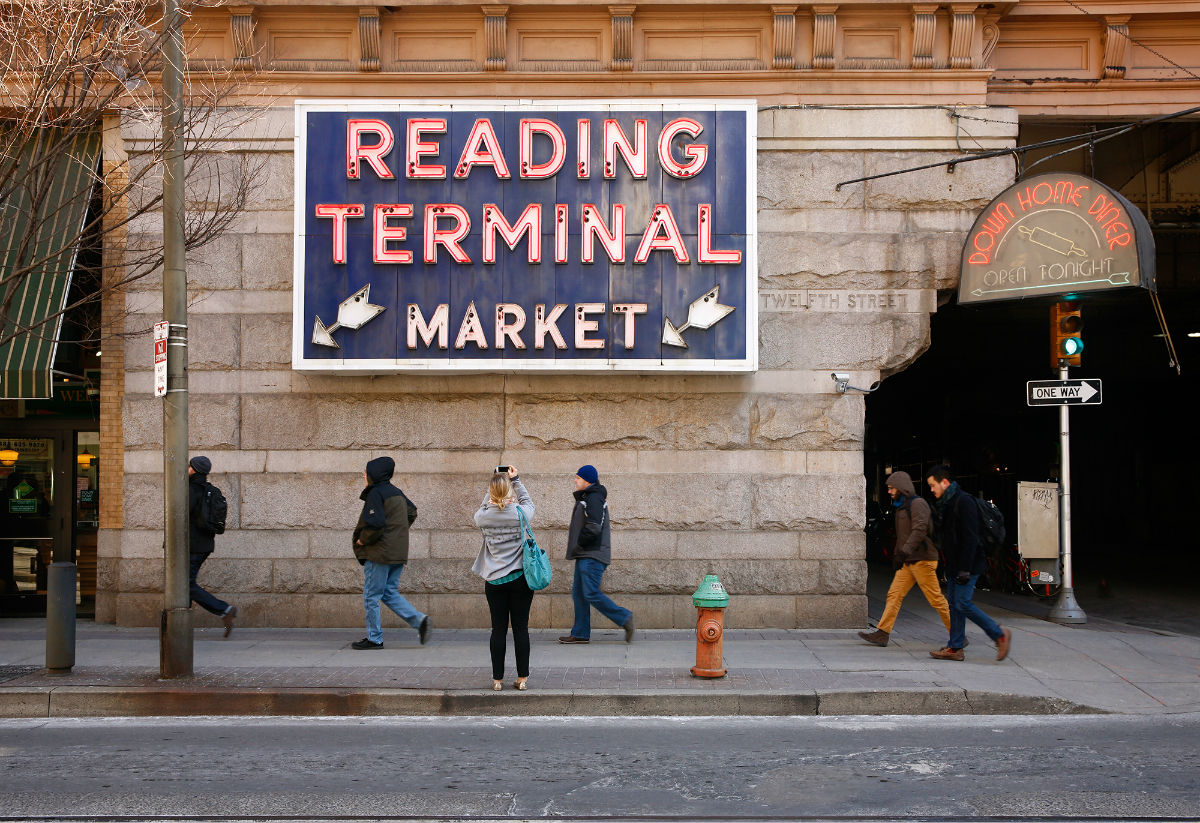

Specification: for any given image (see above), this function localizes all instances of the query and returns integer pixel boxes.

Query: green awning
[1,130,101,399]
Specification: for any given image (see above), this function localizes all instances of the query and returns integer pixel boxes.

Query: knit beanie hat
[576,465,599,485]
[189,455,212,474]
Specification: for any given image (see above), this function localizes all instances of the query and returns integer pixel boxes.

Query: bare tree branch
[0,0,269,353]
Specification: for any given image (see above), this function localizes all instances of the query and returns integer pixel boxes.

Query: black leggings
[484,575,535,680]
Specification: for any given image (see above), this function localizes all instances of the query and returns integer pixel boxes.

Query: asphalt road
[2,714,1200,820]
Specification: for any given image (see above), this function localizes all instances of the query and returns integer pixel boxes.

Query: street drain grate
[0,665,40,684]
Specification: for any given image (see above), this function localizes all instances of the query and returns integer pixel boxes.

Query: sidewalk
[2,572,1198,718]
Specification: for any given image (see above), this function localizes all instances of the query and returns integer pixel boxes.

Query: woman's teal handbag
[517,507,552,591]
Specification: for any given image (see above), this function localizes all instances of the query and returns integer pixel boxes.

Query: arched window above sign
[958,172,1155,305]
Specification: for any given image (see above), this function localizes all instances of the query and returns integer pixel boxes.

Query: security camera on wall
[831,372,880,395]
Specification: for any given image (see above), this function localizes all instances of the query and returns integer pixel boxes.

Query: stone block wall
[97,105,1016,629]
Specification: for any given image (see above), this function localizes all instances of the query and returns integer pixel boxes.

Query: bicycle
[984,543,1063,599]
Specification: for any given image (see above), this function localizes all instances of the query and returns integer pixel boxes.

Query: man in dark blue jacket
[351,456,429,650]
[559,465,635,644]
[927,464,1011,662]
[187,456,237,637]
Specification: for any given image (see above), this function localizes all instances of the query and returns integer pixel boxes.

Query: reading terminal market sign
[959,171,1155,305]
[292,100,757,373]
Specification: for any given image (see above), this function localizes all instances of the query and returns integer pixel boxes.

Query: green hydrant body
[690,574,728,678]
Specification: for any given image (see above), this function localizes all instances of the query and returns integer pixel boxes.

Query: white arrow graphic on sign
[970,272,1130,298]
[1079,381,1098,403]
[662,285,735,349]
[312,284,385,349]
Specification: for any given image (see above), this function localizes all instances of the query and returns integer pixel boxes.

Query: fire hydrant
[690,574,729,678]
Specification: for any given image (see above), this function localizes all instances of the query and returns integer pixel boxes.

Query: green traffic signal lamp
[1051,300,1084,368]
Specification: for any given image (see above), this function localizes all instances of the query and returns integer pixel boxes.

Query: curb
[0,686,1102,718]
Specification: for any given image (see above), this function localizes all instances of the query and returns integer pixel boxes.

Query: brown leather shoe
[222,606,238,639]
[996,627,1012,661]
[929,646,964,661]
[857,629,890,647]
[558,635,590,644]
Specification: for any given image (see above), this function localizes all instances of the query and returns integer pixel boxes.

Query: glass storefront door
[0,425,97,617]
[0,437,56,615]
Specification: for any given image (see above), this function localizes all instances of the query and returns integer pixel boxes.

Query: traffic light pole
[1048,361,1087,624]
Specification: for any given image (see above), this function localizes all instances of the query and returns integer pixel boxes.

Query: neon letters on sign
[959,172,1155,304]
[293,100,757,372]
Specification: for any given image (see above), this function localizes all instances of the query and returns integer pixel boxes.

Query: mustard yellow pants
[877,559,951,634]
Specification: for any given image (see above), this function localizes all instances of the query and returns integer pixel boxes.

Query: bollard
[690,574,729,678]
[45,562,77,675]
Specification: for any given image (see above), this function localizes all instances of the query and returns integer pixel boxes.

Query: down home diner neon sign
[958,172,1155,305]
[292,100,757,372]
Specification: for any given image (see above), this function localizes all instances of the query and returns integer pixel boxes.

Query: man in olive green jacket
[859,470,951,647]
[351,456,430,649]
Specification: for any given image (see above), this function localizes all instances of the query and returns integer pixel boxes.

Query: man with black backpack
[926,464,1011,662]
[188,456,237,637]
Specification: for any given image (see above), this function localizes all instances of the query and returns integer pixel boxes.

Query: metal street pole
[160,0,193,677]
[1048,362,1087,624]
[46,432,76,675]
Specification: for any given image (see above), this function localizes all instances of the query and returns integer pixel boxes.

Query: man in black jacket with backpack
[926,464,1010,662]
[188,456,237,637]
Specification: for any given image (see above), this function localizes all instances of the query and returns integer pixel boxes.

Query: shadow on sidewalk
[868,560,1200,638]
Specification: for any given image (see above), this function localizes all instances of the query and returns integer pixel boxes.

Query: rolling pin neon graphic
[1018,226,1086,257]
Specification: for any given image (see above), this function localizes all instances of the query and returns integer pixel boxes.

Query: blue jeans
[947,573,1002,650]
[363,561,426,644]
[189,553,231,616]
[570,558,632,640]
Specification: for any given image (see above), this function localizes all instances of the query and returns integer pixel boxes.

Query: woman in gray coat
[472,466,535,691]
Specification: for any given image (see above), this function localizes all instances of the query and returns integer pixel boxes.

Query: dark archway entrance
[866,282,1199,579]
[866,117,1200,587]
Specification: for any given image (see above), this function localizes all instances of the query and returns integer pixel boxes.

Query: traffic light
[1050,300,1083,368]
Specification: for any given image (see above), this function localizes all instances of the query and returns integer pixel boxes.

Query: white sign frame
[153,321,168,398]
[291,98,758,375]
[1026,379,1103,406]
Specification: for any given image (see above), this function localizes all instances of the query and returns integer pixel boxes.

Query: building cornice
[988,78,1200,116]
[203,68,994,108]
[167,1,1200,115]
[1003,0,1200,18]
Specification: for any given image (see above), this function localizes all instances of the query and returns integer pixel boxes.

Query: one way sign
[1027,379,1103,406]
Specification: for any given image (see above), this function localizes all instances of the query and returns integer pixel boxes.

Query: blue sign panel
[293,100,757,372]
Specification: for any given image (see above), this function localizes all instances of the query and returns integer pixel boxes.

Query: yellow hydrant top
[692,574,730,608]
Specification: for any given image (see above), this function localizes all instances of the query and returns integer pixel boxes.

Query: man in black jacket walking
[927,464,1011,662]
[187,456,237,637]
[351,456,430,650]
[559,465,635,644]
